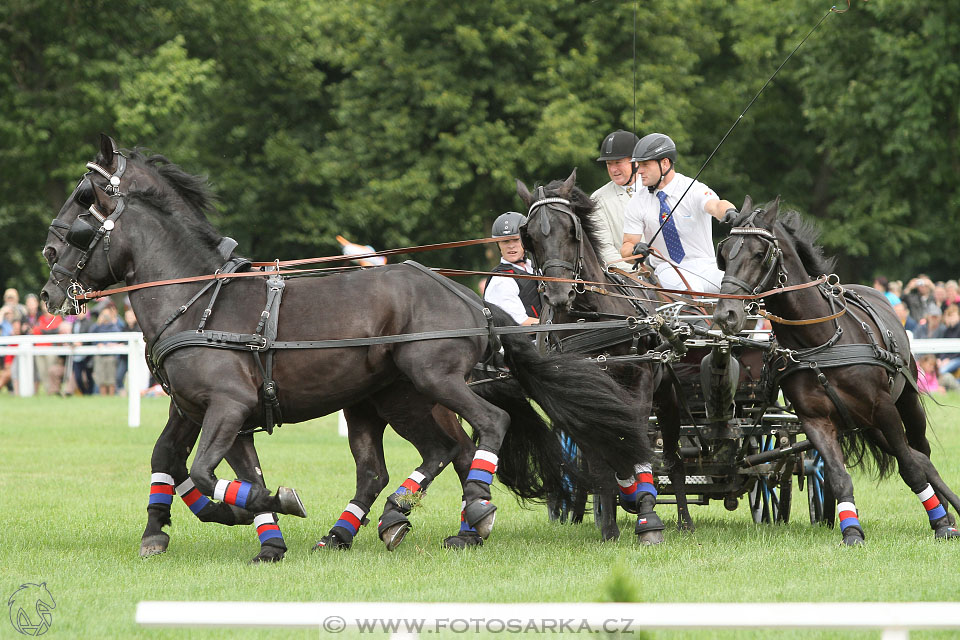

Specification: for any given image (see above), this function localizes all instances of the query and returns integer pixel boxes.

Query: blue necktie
[657,191,685,262]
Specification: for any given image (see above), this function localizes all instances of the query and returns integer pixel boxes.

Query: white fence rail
[2,333,958,431]
[135,601,960,639]
[0,332,149,427]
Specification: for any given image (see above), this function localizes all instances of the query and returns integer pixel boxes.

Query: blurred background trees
[2,0,957,293]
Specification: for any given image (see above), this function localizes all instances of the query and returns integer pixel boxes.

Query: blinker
[65,216,97,250]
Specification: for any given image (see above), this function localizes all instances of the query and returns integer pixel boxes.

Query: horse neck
[764,243,839,348]
[122,206,226,341]
[571,235,635,317]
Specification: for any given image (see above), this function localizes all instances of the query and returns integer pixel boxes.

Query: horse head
[515,169,597,311]
[41,135,225,315]
[713,196,786,334]
[41,134,137,314]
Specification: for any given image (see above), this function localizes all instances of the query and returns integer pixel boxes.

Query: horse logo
[7,583,56,636]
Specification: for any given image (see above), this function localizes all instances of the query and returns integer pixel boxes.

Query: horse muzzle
[713,299,746,336]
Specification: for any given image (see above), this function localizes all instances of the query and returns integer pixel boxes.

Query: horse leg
[315,401,388,551]
[375,392,464,551]
[896,388,959,527]
[411,377,508,540]
[872,397,960,540]
[657,380,693,532]
[800,418,865,546]
[189,400,305,522]
[435,406,486,550]
[140,407,253,558]
[220,433,290,563]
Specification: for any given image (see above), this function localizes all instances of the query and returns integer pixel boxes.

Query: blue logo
[7,583,56,636]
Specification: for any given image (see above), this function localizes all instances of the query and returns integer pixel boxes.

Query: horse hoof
[381,522,411,552]
[442,533,483,549]
[277,486,307,518]
[139,533,170,557]
[314,532,351,551]
[600,527,620,542]
[935,525,960,540]
[841,534,865,546]
[637,530,664,546]
[249,548,285,563]
[464,500,497,539]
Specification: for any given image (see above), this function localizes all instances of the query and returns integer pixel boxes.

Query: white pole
[337,410,349,437]
[16,342,35,397]
[127,335,148,427]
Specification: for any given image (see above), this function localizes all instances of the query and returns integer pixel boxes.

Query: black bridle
[520,187,585,295]
[716,208,786,297]
[47,153,128,310]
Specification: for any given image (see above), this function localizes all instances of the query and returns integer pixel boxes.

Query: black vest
[484,262,542,319]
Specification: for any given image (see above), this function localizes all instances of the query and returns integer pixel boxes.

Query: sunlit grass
[2,392,960,638]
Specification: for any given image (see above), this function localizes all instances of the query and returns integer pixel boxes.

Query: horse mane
[776,209,837,277]
[542,178,605,254]
[123,149,223,251]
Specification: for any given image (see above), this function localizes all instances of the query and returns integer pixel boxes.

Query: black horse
[713,196,960,544]
[41,136,651,560]
[515,171,691,542]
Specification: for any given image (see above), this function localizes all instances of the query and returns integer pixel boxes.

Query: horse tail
[840,430,896,479]
[470,376,580,503]
[486,306,652,475]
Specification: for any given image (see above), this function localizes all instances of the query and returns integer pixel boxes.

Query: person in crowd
[933,282,947,311]
[483,212,540,326]
[917,354,943,394]
[902,275,940,323]
[31,300,64,395]
[872,276,900,306]
[0,304,22,392]
[943,280,960,310]
[913,307,943,340]
[591,129,640,271]
[937,304,960,377]
[114,307,140,395]
[894,302,918,334]
[620,133,738,293]
[91,304,123,396]
[3,288,27,322]
[22,293,41,332]
[71,309,97,395]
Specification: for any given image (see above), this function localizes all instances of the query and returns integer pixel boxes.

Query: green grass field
[3,393,960,639]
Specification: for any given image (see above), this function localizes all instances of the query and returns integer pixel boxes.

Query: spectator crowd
[1,287,144,396]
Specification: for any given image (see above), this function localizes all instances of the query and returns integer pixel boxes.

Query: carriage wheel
[748,435,792,524]
[804,449,836,527]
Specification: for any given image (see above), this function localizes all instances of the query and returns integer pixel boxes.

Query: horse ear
[761,196,780,227]
[516,179,533,208]
[559,168,577,196]
[91,181,118,216]
[96,133,119,167]
[740,195,753,214]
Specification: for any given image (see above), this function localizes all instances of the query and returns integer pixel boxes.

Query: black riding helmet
[596,130,640,161]
[632,133,677,192]
[491,211,526,237]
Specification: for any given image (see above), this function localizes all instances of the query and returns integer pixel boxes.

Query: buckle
[249,336,268,351]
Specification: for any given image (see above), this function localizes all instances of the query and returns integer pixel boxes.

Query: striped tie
[657,191,685,262]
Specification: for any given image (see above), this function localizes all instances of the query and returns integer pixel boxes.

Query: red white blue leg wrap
[254,513,284,545]
[467,450,498,485]
[394,470,426,497]
[148,472,175,506]
[618,463,657,510]
[175,477,212,515]
[837,501,862,532]
[917,484,947,523]
[214,479,253,509]
[333,501,368,539]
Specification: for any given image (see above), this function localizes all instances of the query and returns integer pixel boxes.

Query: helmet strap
[647,159,674,194]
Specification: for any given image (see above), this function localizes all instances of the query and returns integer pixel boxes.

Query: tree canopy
[2,0,957,295]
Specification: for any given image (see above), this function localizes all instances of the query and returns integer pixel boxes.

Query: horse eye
[43,246,57,267]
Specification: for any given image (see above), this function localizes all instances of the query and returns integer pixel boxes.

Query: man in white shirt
[483,212,540,326]
[619,133,737,293]
[590,130,640,271]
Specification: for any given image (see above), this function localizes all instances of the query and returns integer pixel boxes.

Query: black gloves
[633,242,650,268]
[721,208,738,224]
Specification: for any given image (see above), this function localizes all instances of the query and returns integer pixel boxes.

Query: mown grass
[2,392,960,639]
